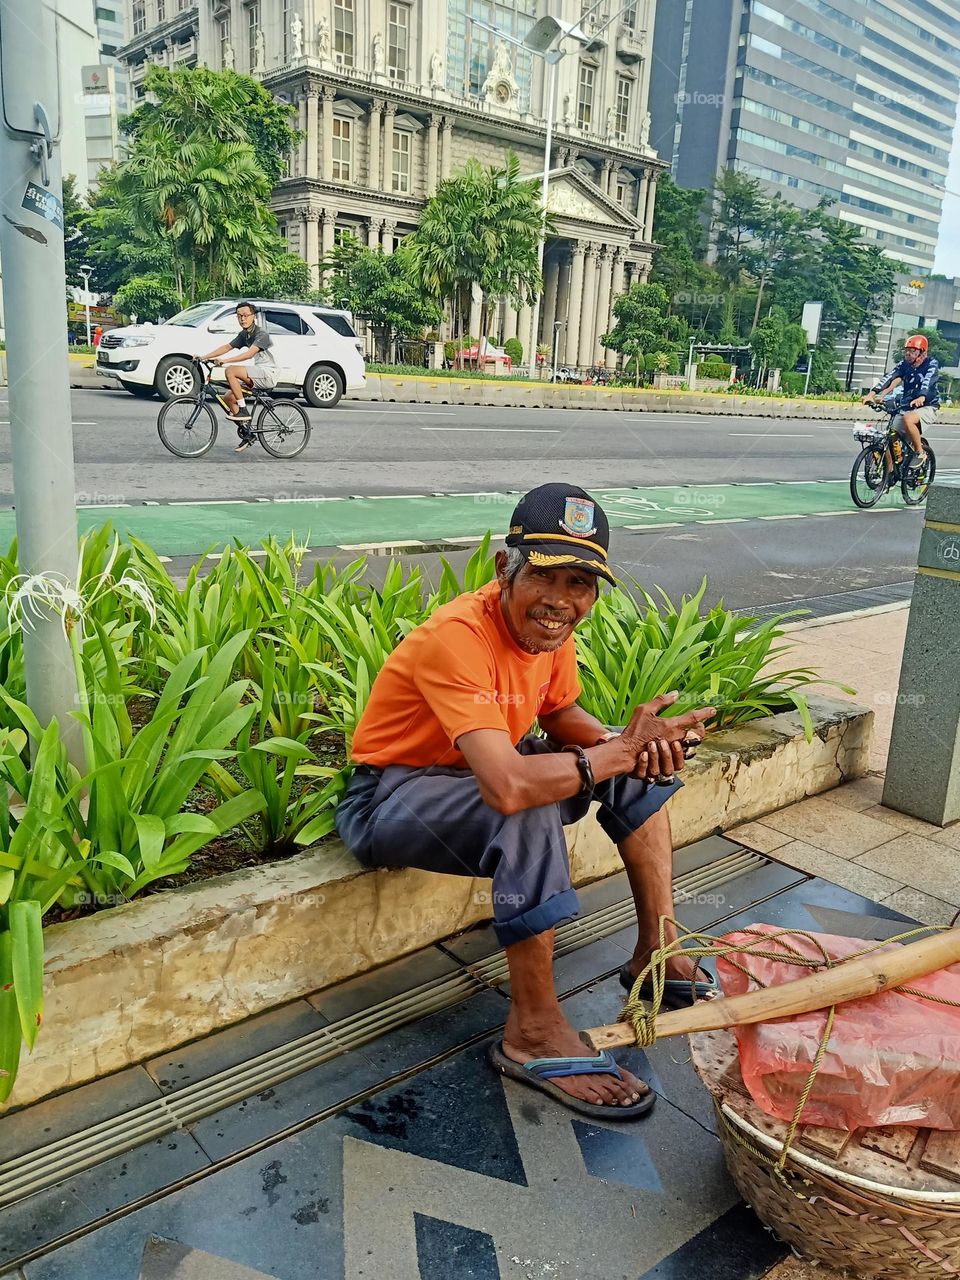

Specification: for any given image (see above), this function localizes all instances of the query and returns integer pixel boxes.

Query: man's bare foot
[623,947,709,987]
[501,1006,648,1109]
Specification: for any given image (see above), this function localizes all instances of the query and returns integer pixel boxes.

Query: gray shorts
[248,366,279,390]
[893,406,937,434]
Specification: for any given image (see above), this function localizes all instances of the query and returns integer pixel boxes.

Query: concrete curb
[7,693,871,1109]
[59,367,960,420]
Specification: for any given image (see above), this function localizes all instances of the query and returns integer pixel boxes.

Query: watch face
[496,81,511,102]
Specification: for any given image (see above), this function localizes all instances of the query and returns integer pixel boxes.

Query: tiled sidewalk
[747,601,958,1280]
[735,602,959,930]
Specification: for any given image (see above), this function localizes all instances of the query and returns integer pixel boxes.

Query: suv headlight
[120,336,154,348]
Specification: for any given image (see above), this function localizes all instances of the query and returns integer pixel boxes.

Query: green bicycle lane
[0,481,912,558]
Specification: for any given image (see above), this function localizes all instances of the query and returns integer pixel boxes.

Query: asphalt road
[0,386,956,614]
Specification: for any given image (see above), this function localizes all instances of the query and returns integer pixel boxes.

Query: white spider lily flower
[6,538,159,641]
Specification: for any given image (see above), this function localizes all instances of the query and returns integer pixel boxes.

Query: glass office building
[649,0,960,274]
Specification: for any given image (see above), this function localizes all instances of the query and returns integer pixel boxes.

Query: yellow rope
[618,917,956,1175]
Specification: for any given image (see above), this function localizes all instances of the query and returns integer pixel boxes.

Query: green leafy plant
[573,578,845,737]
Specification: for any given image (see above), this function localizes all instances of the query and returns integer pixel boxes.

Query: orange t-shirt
[351,580,582,768]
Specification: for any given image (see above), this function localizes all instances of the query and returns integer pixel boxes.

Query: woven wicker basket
[692,1030,960,1279]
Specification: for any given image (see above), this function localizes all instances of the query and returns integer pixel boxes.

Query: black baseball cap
[505,483,615,586]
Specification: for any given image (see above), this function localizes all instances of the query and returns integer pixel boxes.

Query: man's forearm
[538,704,611,748]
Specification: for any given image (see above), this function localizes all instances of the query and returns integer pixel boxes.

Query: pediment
[544,168,639,233]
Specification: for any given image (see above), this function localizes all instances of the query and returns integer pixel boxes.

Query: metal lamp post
[79,264,93,346]
[473,3,637,377]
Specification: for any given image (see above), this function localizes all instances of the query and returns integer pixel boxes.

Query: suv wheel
[303,363,344,408]
[155,356,200,400]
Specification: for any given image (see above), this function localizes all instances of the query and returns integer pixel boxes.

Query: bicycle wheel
[158,397,218,458]
[254,400,311,458]
[850,444,889,508]
[901,441,936,506]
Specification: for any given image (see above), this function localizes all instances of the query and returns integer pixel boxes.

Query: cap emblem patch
[560,497,597,538]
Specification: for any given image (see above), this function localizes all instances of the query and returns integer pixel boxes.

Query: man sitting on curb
[335,484,716,1122]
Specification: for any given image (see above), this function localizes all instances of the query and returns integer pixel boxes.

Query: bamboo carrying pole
[581,928,960,1052]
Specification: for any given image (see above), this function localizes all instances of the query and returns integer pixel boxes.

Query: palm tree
[409,152,545,353]
[112,127,277,302]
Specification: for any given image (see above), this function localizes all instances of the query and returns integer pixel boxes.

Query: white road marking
[366,494,427,499]
[729,433,813,438]
[345,409,457,416]
[168,499,248,506]
[420,426,560,433]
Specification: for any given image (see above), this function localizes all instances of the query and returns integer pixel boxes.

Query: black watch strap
[562,744,595,797]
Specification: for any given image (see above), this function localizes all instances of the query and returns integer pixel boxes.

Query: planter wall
[6,695,872,1110]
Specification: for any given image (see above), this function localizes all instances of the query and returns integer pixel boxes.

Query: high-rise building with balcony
[649,0,960,276]
[117,0,665,366]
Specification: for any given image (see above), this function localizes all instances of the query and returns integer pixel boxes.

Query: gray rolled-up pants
[334,735,681,948]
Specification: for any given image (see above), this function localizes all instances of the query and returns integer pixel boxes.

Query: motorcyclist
[863,334,939,471]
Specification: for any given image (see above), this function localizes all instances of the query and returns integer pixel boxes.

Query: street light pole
[79,264,93,346]
[0,0,83,765]
[527,52,560,379]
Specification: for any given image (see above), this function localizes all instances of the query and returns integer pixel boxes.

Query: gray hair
[501,546,527,583]
[500,545,601,597]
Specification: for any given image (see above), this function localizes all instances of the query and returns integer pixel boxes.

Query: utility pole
[0,0,83,764]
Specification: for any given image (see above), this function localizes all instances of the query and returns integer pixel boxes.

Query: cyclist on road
[863,333,939,471]
[201,302,279,452]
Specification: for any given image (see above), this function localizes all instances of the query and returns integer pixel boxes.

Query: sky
[934,117,960,279]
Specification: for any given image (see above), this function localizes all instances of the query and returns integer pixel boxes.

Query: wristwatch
[562,744,596,797]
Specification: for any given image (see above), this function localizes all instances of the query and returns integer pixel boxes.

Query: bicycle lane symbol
[594,491,716,522]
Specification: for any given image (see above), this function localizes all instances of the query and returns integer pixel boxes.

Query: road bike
[157,360,311,459]
[849,399,936,509]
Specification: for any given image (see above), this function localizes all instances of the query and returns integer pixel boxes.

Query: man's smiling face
[496,554,599,654]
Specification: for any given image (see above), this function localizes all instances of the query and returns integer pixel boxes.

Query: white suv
[96,298,366,407]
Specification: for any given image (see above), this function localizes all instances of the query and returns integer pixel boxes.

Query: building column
[381,103,396,191]
[502,306,518,343]
[305,213,320,288]
[295,93,308,177]
[440,117,452,179]
[367,216,383,249]
[565,241,586,366]
[368,99,383,190]
[542,251,560,347]
[601,159,614,196]
[306,90,319,179]
[426,114,440,196]
[517,302,531,359]
[321,207,336,258]
[643,171,659,240]
[469,284,482,339]
[636,169,648,224]
[594,246,614,361]
[321,88,335,180]
[578,244,600,368]
[381,217,396,254]
[610,247,625,318]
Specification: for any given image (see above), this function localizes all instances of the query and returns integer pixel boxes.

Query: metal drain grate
[0,848,771,1209]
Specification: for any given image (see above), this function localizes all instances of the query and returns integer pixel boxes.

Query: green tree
[650,174,708,309]
[242,249,314,301]
[749,306,807,385]
[107,128,278,301]
[113,275,183,322]
[324,237,442,360]
[893,325,956,368]
[63,175,90,292]
[601,282,686,385]
[123,65,299,186]
[744,197,808,333]
[712,169,766,288]
[409,152,544,345]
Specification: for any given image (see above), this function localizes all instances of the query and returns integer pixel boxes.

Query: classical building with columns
[119,0,663,367]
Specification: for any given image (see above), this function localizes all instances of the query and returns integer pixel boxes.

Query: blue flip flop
[618,963,720,1008]
[487,1040,655,1121]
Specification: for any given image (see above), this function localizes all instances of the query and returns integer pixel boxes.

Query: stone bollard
[883,484,960,825]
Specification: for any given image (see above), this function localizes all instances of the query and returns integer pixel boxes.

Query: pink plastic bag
[716,924,960,1131]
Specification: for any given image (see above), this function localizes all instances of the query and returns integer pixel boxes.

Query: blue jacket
[874,356,940,409]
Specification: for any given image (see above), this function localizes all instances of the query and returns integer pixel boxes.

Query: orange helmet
[905,334,928,354]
